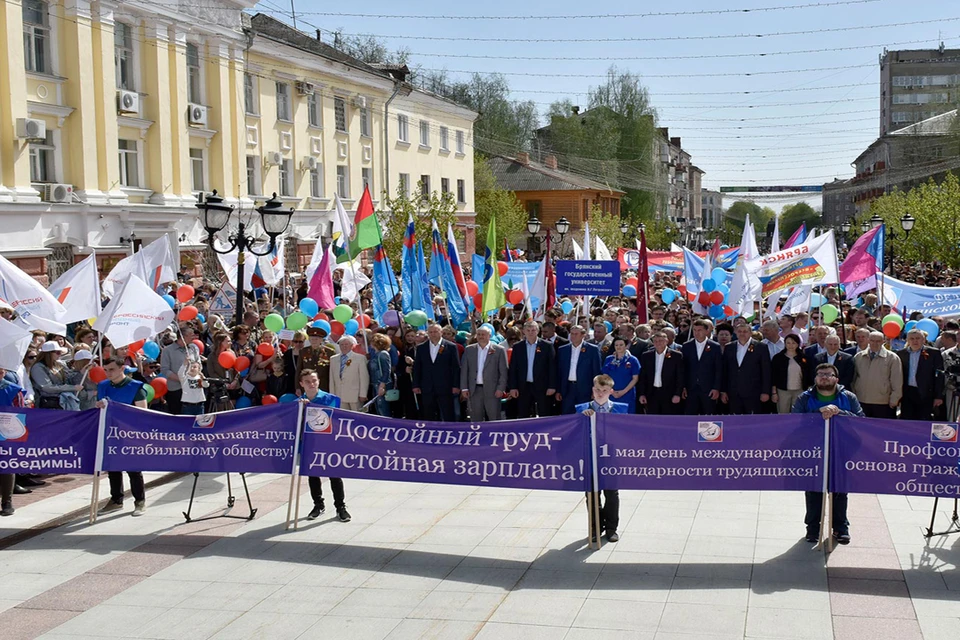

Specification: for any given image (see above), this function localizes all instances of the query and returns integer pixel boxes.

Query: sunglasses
[293,339,305,344]
[26,355,37,360]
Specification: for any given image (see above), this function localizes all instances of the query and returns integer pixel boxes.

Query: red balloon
[473,293,484,309]
[698,291,710,306]
[687,291,697,302]
[234,356,251,372]
[176,285,195,303]
[883,321,901,339]
[358,314,372,328]
[218,350,237,369]
[279,343,288,353]
[262,394,278,405]
[507,289,524,305]
[497,261,509,277]
[710,291,725,306]
[316,312,329,321]
[127,339,145,353]
[330,320,345,336]
[466,281,479,296]
[150,377,168,398]
[88,366,107,384]
[723,305,734,317]
[178,305,198,321]
[192,339,205,354]
[625,278,639,289]
[257,342,275,358]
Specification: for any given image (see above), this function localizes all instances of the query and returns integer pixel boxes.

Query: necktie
[870,351,876,361]
[340,355,347,379]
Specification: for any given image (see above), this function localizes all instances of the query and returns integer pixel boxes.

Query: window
[186,43,202,104]
[334,97,347,132]
[244,73,258,115]
[29,130,55,182]
[114,22,135,90]
[457,179,466,204]
[397,114,409,142]
[189,148,205,192]
[526,200,541,218]
[22,0,49,74]
[360,107,370,136]
[279,159,293,196]
[118,139,139,187]
[441,177,449,194]
[399,173,410,199]
[420,120,430,147]
[456,130,465,155]
[361,167,372,193]
[420,174,430,201]
[245,155,261,196]
[307,92,321,127]
[336,165,349,198]
[310,165,323,198]
[439,126,449,151]
[275,82,291,121]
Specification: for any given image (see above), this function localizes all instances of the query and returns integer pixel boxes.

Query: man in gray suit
[460,325,508,421]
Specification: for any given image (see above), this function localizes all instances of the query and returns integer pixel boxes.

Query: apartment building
[880,45,960,135]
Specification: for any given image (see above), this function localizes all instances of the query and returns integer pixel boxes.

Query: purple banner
[832,416,960,498]
[300,408,590,491]
[0,407,99,475]
[102,403,299,474]
[597,413,825,491]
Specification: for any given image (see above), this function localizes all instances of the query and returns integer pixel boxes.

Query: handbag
[377,354,400,402]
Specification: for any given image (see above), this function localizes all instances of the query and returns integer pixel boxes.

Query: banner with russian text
[831,416,960,498]
[0,407,98,475]
[596,413,824,491]
[878,273,960,317]
[101,403,299,474]
[300,409,590,491]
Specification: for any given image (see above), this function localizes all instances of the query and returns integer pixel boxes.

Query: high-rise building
[880,45,960,135]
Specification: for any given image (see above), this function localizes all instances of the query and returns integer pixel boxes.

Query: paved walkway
[2,473,960,639]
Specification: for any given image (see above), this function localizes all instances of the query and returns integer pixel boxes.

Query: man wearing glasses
[791,363,864,545]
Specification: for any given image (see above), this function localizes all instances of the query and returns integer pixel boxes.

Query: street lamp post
[870,212,915,276]
[526,216,542,258]
[556,216,570,257]
[197,190,294,326]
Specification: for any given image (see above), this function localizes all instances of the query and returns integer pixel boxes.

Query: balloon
[333,304,354,323]
[144,384,156,404]
[334,296,341,304]
[178,305,198,321]
[316,312,329,321]
[358,314,372,328]
[286,312,309,331]
[197,314,206,324]
[298,298,319,317]
[497,261,508,277]
[711,268,726,283]
[235,396,252,409]
[507,289,524,305]
[660,289,675,304]
[883,321,902,340]
[698,291,710,306]
[88,366,107,384]
[257,342,275,358]
[150,377,168,398]
[701,279,716,293]
[218,350,237,369]
[810,294,826,308]
[905,320,917,333]
[821,303,839,324]
[604,321,613,332]
[128,339,146,354]
[473,293,484,310]
[723,305,735,317]
[710,290,725,306]
[264,313,285,333]
[192,339,205,354]
[162,295,176,309]
[623,285,637,297]
[143,341,161,360]
[279,343,288,353]
[234,356,251,372]
[176,285,195,303]
[312,320,331,335]
[466,281,479,296]
[709,305,725,319]
[344,319,359,335]
[716,284,730,297]
[561,300,574,314]
[882,313,905,329]
[480,323,496,334]
[330,320,345,336]
[916,318,940,341]
[262,394,278,405]
[279,393,298,403]
[625,277,639,289]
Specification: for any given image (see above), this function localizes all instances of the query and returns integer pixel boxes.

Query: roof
[487,156,626,194]
[889,109,957,136]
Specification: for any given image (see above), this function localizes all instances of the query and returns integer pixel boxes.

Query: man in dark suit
[681,318,723,415]
[721,324,771,414]
[556,325,602,414]
[804,325,830,361]
[508,320,557,417]
[621,323,652,360]
[844,327,870,356]
[541,322,569,353]
[814,334,855,388]
[897,328,945,420]
[412,323,461,421]
[639,331,684,415]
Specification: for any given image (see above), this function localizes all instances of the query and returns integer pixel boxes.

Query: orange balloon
[218,350,237,369]
[262,394,278,405]
[150,377,168,398]
[127,339,145,353]
[497,261,509,277]
[507,289,525,305]
[330,320,345,336]
[88,366,107,384]
[257,342,275,358]
[316,312,329,321]
[178,305,198,321]
[358,314,372,328]
[883,321,901,339]
[192,339,205,354]
[466,281,479,296]
[234,355,251,372]
[473,293,484,310]
[625,278,639,289]
[176,285,195,303]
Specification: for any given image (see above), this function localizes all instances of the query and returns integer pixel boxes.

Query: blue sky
[253,0,959,210]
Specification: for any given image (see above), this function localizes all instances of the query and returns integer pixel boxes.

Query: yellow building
[0,2,477,283]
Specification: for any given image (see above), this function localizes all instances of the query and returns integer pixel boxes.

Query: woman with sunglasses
[17,349,38,408]
[31,341,82,409]
[231,325,255,360]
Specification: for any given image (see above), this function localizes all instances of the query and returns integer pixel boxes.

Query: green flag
[482,218,506,315]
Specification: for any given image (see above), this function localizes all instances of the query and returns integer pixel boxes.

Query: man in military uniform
[297,326,337,393]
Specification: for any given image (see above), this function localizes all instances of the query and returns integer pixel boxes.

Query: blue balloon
[299,298,319,317]
[344,319,359,335]
[239,368,249,377]
[279,393,298,403]
[623,285,637,297]
[702,279,717,293]
[661,289,676,304]
[604,321,613,332]
[716,284,730,297]
[312,319,331,335]
[561,300,574,314]
[143,341,161,360]
[334,296,341,304]
[162,294,176,308]
[196,314,206,324]
[915,318,939,341]
[711,268,726,283]
[480,323,495,335]
[709,304,725,318]
[235,396,252,409]
[905,320,917,333]
[811,293,826,308]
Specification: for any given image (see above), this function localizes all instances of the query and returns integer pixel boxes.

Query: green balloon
[821,303,839,324]
[333,304,354,323]
[144,384,156,404]
[264,313,285,333]
[405,310,428,327]
[286,311,309,331]
[882,313,904,328]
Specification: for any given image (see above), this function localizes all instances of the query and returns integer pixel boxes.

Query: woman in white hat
[31,341,81,409]
[67,348,97,410]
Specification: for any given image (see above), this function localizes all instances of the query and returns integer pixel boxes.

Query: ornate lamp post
[197,190,294,326]
[869,212,916,276]
[526,216,542,258]
[555,216,570,257]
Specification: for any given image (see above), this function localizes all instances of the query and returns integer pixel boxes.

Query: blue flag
[400,216,434,320]
[372,245,399,324]
[428,221,467,327]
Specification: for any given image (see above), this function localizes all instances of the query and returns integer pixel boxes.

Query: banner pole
[589,412,602,550]
[286,401,305,530]
[89,401,108,524]
[818,416,833,553]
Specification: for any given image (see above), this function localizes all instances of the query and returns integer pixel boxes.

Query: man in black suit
[639,331,684,415]
[804,325,830,361]
[681,319,723,415]
[621,323,652,360]
[814,334,855,388]
[508,320,557,417]
[844,327,870,356]
[721,324,771,414]
[540,321,569,353]
[556,325,603,415]
[897,328,945,420]
[412,323,461,421]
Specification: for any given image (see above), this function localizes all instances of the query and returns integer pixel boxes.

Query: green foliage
[378,179,459,268]
[587,205,625,254]
[779,202,821,241]
[638,217,676,251]
[723,201,775,239]
[473,153,528,255]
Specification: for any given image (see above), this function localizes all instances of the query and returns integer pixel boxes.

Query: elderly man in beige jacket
[330,336,369,411]
[852,330,903,419]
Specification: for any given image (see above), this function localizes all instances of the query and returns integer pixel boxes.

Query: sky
[252,0,959,211]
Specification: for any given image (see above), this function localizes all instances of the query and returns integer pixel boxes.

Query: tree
[378,179,459,268]
[587,205,625,255]
[330,29,411,66]
[780,202,821,241]
[473,153,527,255]
[723,201,775,242]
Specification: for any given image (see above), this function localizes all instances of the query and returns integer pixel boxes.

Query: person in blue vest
[577,374,629,543]
[791,362,864,545]
[95,357,148,517]
[299,368,351,524]
[0,368,24,516]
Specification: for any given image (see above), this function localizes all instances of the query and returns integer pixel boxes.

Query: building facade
[701,188,723,229]
[820,178,855,228]
[880,46,960,135]
[0,1,476,283]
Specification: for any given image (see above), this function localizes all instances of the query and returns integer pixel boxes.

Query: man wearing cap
[297,326,336,393]
[96,357,149,516]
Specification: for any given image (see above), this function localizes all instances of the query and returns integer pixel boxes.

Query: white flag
[93,275,175,347]
[0,253,67,334]
[255,238,285,287]
[306,238,326,280]
[670,242,683,252]
[530,258,548,321]
[595,235,613,261]
[744,230,840,299]
[781,285,813,316]
[739,214,759,262]
[332,194,355,259]
[0,317,34,371]
[770,216,781,254]
[572,239,583,260]
[339,267,371,303]
[102,236,177,297]
[215,238,255,292]
[728,259,761,317]
[582,222,592,260]
[48,253,101,323]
